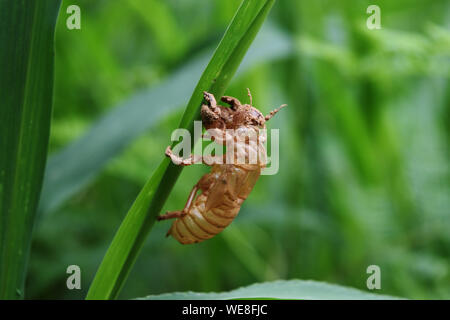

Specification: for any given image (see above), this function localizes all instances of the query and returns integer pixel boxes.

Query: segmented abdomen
[168,193,241,244]
[168,166,260,244]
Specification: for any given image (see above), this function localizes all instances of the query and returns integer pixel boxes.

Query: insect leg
[166,146,226,166]
[157,185,199,221]
[221,96,242,110]
[203,91,223,117]
[182,185,199,212]
[203,92,237,127]
[201,104,220,123]
[203,91,218,109]
[165,146,202,166]
[265,104,287,121]
[157,211,185,221]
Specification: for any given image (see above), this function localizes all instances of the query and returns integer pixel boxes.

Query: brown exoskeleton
[157,89,286,244]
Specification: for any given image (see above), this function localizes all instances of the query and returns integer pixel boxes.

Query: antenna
[265,104,287,121]
[247,88,253,106]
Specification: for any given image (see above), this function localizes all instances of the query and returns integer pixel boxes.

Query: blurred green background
[27,0,449,299]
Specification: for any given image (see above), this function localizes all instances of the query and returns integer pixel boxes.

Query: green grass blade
[86,0,276,300]
[0,0,61,299]
[139,279,402,300]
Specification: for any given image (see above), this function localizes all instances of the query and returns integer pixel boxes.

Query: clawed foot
[203,91,219,111]
[165,146,182,165]
[221,96,242,110]
[165,145,173,157]
[203,91,214,103]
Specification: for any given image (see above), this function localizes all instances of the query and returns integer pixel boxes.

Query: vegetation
[1,0,449,299]
[0,0,61,299]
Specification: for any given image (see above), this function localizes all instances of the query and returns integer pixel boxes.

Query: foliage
[0,0,61,299]
[2,0,446,300]
[140,280,400,300]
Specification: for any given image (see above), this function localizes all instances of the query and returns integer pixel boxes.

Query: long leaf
[86,0,276,300]
[0,0,61,299]
[139,280,401,300]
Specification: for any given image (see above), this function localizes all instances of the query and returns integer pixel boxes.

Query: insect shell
[157,89,286,244]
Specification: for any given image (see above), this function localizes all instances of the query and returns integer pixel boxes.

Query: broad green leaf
[0,0,61,299]
[38,23,292,215]
[139,280,401,300]
[86,0,277,300]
